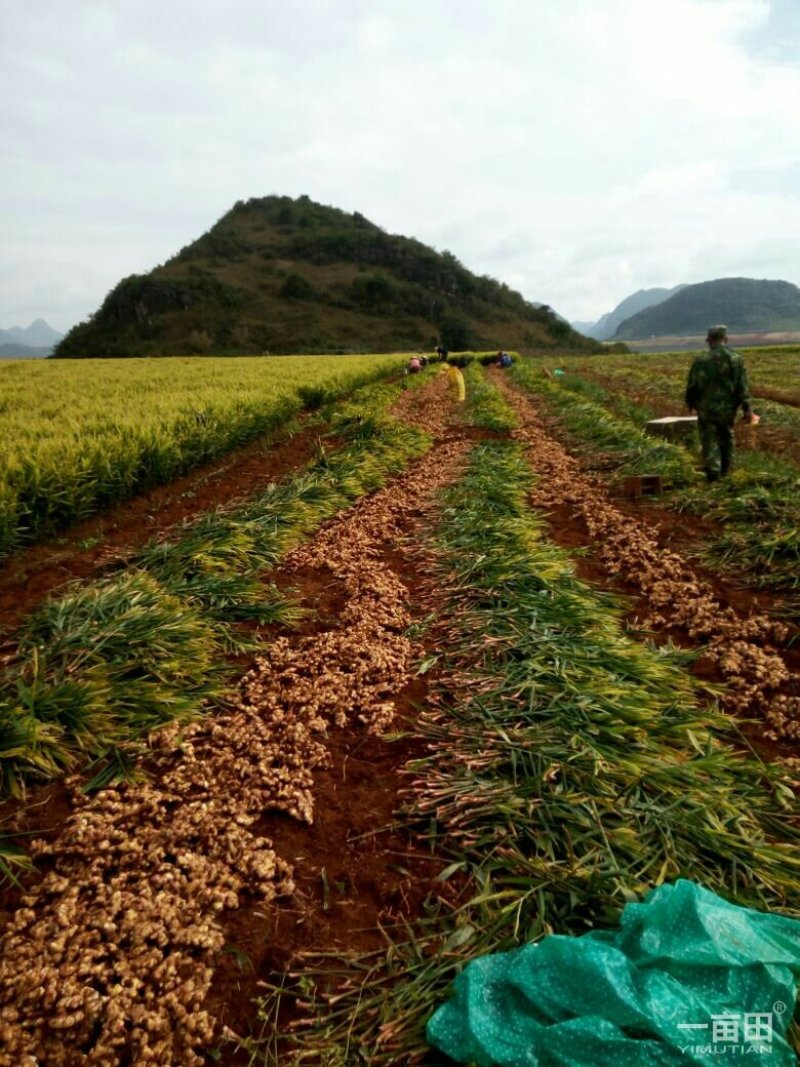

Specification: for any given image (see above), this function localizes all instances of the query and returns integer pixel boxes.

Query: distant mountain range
[573,286,687,340]
[612,278,800,340]
[576,278,800,342]
[0,319,63,357]
[53,195,594,358]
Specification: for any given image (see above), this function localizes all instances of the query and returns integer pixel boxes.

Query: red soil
[0,375,466,1066]
[1,370,797,1065]
[490,368,800,749]
[0,418,334,641]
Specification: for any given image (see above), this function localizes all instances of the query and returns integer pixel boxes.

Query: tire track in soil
[0,374,471,1067]
[492,371,800,748]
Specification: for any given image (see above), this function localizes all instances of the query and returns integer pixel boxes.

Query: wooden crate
[624,474,663,498]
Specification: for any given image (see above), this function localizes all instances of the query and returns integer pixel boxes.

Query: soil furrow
[493,372,800,746]
[0,419,335,639]
[0,375,468,1066]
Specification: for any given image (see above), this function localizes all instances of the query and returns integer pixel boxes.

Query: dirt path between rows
[0,375,467,1067]
[492,370,800,749]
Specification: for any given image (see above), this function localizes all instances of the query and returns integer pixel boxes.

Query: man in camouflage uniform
[685,325,753,482]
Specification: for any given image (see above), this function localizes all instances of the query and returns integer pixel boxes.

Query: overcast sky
[2,0,799,333]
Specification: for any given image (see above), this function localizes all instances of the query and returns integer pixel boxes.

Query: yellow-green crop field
[0,354,407,557]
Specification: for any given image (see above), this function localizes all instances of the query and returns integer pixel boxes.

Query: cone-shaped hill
[55,196,593,357]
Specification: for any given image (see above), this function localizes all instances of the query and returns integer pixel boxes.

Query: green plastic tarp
[427,880,800,1066]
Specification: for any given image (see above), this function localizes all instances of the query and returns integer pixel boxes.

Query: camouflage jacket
[685,344,752,420]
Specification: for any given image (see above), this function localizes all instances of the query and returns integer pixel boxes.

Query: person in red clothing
[407,356,422,374]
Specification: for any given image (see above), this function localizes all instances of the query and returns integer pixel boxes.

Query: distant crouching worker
[685,325,753,482]
[407,356,422,374]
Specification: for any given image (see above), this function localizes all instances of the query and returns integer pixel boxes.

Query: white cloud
[1,0,799,330]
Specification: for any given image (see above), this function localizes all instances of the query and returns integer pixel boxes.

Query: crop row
[499,371,799,741]
[461,362,518,432]
[0,353,407,558]
[553,364,800,473]
[555,346,800,403]
[0,378,431,804]
[513,362,696,486]
[262,430,800,1063]
[565,352,800,457]
[512,362,800,611]
[0,377,463,1065]
[551,350,800,465]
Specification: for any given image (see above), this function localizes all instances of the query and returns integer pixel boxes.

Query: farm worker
[447,364,466,401]
[407,356,422,374]
[685,324,753,482]
[497,351,512,368]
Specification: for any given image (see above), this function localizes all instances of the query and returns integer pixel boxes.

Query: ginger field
[0,354,407,559]
[555,345,800,463]
[0,354,799,1065]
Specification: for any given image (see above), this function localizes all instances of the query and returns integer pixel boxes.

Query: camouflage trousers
[697,414,734,480]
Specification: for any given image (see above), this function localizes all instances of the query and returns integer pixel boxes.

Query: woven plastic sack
[427,880,800,1066]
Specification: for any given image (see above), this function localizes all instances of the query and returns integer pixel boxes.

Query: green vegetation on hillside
[578,284,685,339]
[54,195,595,357]
[614,277,800,339]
